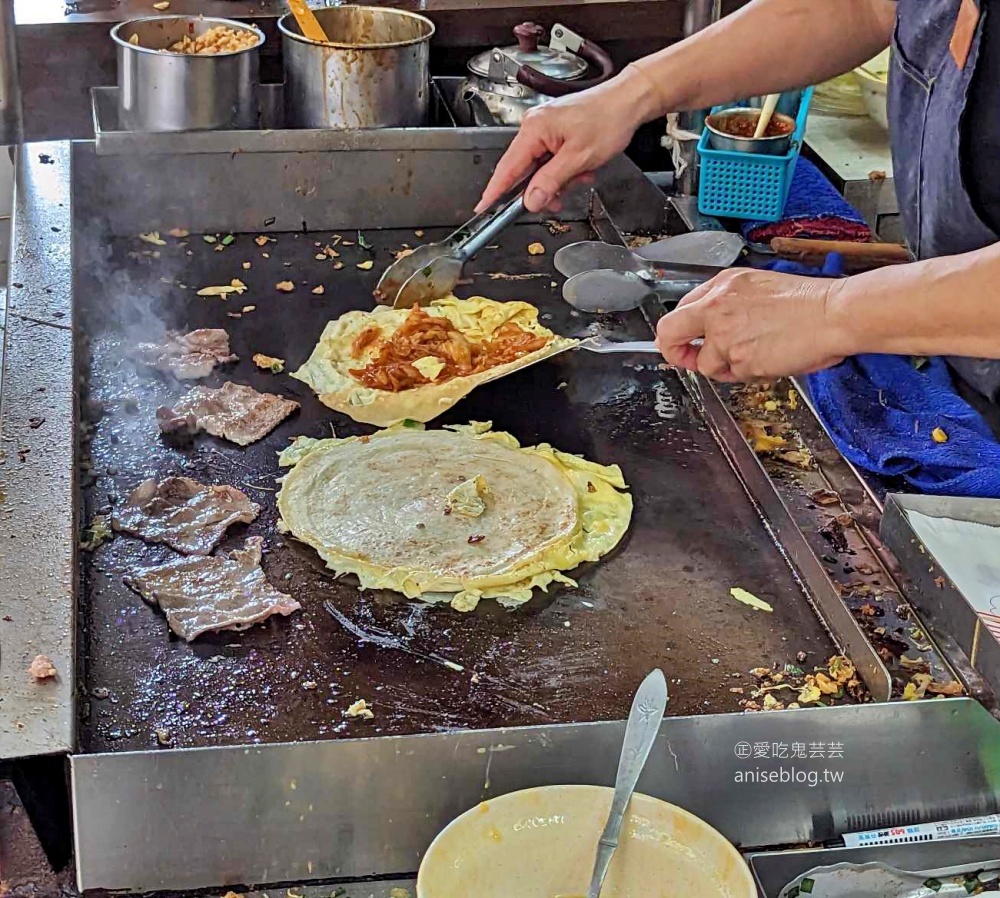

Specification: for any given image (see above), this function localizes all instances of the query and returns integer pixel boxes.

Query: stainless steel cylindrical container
[279,6,435,129]
[705,108,796,156]
[111,16,264,133]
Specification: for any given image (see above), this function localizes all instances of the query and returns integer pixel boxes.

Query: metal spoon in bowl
[587,669,669,898]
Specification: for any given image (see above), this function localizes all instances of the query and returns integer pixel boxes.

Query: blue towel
[763,257,1000,498]
[741,157,872,243]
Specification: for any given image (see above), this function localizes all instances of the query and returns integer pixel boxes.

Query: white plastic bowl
[854,49,890,130]
[416,784,756,898]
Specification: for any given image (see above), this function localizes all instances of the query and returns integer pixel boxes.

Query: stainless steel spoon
[587,668,669,898]
[562,266,719,313]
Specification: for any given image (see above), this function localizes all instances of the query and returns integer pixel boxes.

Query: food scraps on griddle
[134,328,238,379]
[276,422,632,611]
[276,280,295,293]
[197,279,247,298]
[730,587,773,612]
[902,672,963,700]
[346,699,375,720]
[157,381,299,446]
[743,654,864,711]
[732,384,813,468]
[28,654,56,680]
[112,476,260,555]
[252,353,285,374]
[292,296,576,426]
[124,536,300,641]
[527,242,546,256]
[80,514,113,552]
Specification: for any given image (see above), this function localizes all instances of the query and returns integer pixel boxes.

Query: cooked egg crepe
[276,422,632,611]
[292,296,577,427]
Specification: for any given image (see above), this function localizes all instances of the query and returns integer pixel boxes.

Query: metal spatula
[575,335,703,355]
[554,234,744,279]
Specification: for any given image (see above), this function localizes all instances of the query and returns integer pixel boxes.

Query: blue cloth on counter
[741,157,872,243]
[760,258,1000,498]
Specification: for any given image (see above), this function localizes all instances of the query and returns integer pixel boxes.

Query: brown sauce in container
[713,112,793,138]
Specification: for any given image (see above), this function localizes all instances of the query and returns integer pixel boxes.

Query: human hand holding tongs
[374,160,549,310]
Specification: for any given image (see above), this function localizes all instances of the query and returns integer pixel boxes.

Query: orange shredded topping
[348,307,547,392]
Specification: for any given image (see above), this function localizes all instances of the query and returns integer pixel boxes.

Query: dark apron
[889,0,1000,403]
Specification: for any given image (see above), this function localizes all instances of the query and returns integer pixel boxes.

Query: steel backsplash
[71,699,1000,892]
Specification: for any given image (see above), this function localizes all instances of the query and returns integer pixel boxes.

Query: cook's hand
[655,268,851,381]
[474,67,662,214]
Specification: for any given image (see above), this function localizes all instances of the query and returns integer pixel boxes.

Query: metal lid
[468,22,588,82]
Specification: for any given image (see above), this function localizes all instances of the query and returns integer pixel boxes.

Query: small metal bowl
[705,107,796,155]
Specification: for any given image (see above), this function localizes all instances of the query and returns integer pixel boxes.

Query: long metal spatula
[587,669,668,898]
[575,335,703,355]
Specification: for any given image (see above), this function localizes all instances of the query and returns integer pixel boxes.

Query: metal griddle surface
[77,223,836,752]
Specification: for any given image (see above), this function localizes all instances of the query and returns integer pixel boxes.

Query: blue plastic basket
[697,87,814,222]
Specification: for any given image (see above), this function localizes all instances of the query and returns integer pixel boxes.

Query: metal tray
[750,838,1000,898]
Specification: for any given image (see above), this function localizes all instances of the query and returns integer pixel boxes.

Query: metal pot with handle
[460,22,615,126]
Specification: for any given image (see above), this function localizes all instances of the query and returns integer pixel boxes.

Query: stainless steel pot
[705,107,796,155]
[279,6,434,130]
[460,22,615,126]
[111,16,263,133]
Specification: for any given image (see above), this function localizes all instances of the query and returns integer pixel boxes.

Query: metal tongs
[374,166,544,309]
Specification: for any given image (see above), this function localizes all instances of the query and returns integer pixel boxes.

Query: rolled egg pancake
[276,423,632,611]
[291,296,577,427]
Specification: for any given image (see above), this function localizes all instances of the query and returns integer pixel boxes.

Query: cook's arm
[654,245,1000,382]
[477,0,896,212]
[628,0,895,116]
[832,244,1000,360]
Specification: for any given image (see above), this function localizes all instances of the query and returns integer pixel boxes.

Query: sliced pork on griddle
[112,476,260,555]
[124,536,301,641]
[157,381,299,446]
[135,328,238,379]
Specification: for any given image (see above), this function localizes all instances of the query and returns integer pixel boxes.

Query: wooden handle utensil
[770,237,911,269]
[287,0,330,42]
[753,93,781,139]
